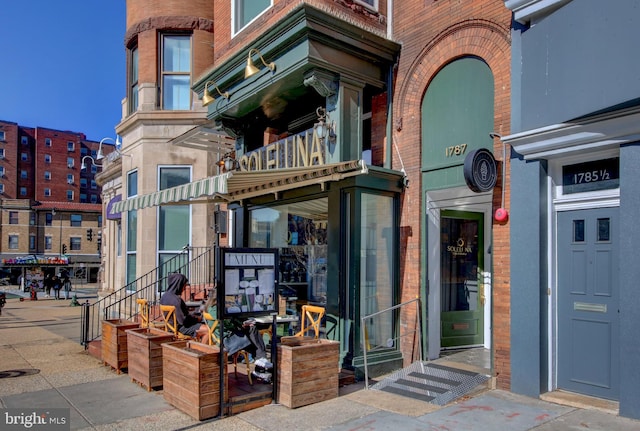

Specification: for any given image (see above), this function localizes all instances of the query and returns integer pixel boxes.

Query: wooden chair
[159,304,191,340]
[202,312,252,385]
[136,298,165,330]
[295,305,326,339]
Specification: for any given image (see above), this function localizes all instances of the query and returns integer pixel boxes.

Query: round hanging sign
[463,148,497,193]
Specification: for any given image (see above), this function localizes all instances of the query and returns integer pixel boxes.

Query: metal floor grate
[370,361,489,406]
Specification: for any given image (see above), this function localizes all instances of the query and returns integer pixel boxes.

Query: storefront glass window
[360,193,394,351]
[249,197,328,307]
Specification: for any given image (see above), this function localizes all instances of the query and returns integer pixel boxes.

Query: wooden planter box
[277,337,340,408]
[162,340,227,421]
[102,319,140,374]
[126,328,175,391]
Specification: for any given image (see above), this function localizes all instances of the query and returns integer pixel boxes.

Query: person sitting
[203,292,272,369]
[160,273,208,342]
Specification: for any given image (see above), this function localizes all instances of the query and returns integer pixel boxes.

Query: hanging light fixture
[202,80,230,107]
[244,48,276,79]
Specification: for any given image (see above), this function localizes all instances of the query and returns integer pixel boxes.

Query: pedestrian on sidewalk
[44,274,52,297]
[62,275,72,300]
[52,275,62,300]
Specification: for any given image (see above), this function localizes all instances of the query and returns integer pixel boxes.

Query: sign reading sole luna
[463,148,497,193]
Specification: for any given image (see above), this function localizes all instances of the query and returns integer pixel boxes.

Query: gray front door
[557,208,619,400]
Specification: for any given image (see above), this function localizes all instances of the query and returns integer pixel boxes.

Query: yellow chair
[159,304,192,340]
[137,298,165,330]
[202,312,252,385]
[295,305,326,339]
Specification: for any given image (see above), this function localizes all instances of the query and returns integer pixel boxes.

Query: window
[80,193,87,203]
[91,165,97,174]
[354,0,378,10]
[66,190,74,201]
[90,194,98,204]
[21,152,28,161]
[91,180,97,189]
[43,171,50,180]
[0,166,4,176]
[45,236,52,250]
[29,212,35,226]
[9,211,18,224]
[233,0,271,34]
[70,214,82,227]
[161,34,191,110]
[20,170,27,179]
[44,188,51,197]
[0,131,5,141]
[0,184,4,194]
[129,44,139,114]
[81,147,88,156]
[46,213,53,226]
[8,235,18,250]
[21,136,28,145]
[67,174,74,184]
[80,178,88,188]
[20,187,27,196]
[70,237,81,251]
[67,141,74,152]
[126,170,138,286]
[128,170,138,197]
[0,149,4,159]
[29,235,36,250]
[45,138,52,147]
[67,157,74,168]
[45,154,51,163]
[98,215,103,227]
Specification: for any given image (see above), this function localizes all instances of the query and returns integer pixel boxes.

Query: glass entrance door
[440,210,484,348]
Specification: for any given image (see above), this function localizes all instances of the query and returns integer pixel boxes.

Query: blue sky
[0,1,126,142]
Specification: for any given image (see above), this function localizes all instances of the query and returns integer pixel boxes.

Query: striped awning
[109,160,367,214]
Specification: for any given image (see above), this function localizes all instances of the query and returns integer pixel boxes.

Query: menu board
[220,248,279,318]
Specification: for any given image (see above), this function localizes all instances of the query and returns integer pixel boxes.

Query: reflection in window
[573,219,585,242]
[161,35,191,110]
[233,0,271,34]
[597,218,610,242]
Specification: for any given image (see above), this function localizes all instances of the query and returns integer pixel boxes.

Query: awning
[110,160,367,214]
[168,124,236,153]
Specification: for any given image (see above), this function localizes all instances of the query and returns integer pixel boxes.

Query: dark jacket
[160,273,197,328]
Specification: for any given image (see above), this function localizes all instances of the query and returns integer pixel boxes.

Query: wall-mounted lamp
[244,48,276,79]
[314,107,336,143]
[96,136,119,160]
[202,80,230,107]
[217,154,239,171]
[81,155,100,171]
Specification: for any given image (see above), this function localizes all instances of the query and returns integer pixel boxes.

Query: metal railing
[81,246,215,347]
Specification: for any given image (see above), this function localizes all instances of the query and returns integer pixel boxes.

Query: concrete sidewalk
[1,294,639,430]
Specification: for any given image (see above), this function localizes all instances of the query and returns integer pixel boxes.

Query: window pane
[127,210,137,252]
[360,193,394,351]
[126,254,137,285]
[573,220,585,242]
[235,0,271,31]
[70,237,81,250]
[70,214,82,227]
[128,171,138,197]
[159,206,189,250]
[163,36,190,72]
[160,167,190,189]
[163,75,190,110]
[597,218,610,242]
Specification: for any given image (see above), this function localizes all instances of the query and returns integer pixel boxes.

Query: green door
[440,210,484,348]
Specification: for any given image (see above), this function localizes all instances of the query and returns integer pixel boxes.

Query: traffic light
[62,244,67,254]
[86,228,93,242]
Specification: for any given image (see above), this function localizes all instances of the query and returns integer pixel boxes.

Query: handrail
[80,246,214,347]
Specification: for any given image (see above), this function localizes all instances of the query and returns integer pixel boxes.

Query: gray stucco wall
[509,155,548,396]
[517,0,640,131]
[618,143,640,419]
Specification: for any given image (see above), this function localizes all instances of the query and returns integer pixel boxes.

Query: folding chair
[159,305,191,340]
[295,305,326,339]
[202,312,252,385]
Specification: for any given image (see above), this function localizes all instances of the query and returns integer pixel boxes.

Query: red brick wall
[392,0,513,389]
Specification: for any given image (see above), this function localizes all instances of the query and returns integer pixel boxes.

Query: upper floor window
[70,214,82,227]
[67,174,74,184]
[355,0,378,10]
[45,154,51,163]
[91,180,97,189]
[91,165,98,174]
[233,0,272,35]
[45,235,52,250]
[8,235,18,250]
[29,212,35,226]
[45,138,52,147]
[21,136,28,145]
[44,188,51,197]
[91,194,98,204]
[21,152,28,161]
[70,237,81,251]
[128,170,138,197]
[46,213,53,226]
[81,147,88,156]
[67,190,74,201]
[44,171,51,180]
[9,211,18,224]
[0,184,4,194]
[0,131,5,141]
[80,193,87,203]
[129,44,139,114]
[19,187,27,196]
[29,235,36,250]
[67,141,75,152]
[67,157,74,168]
[0,166,5,177]
[20,170,27,179]
[161,35,191,110]
[0,149,4,159]
[80,178,88,188]
[98,215,103,227]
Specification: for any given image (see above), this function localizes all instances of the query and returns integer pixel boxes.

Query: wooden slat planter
[162,340,227,421]
[277,337,340,408]
[126,328,175,391]
[102,319,140,374]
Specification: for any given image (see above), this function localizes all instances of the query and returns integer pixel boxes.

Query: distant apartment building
[0,120,115,283]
